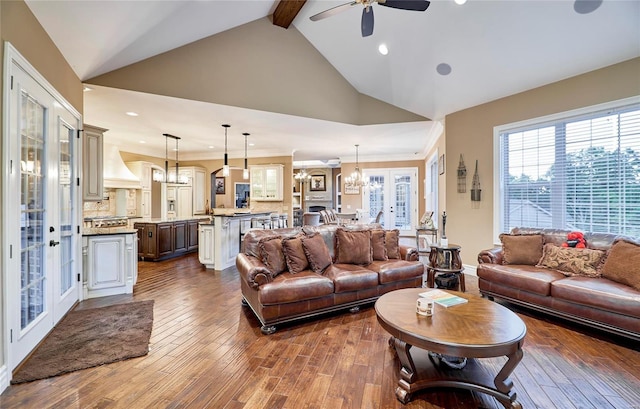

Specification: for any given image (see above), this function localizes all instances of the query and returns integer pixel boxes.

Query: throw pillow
[536,243,605,278]
[281,235,309,274]
[258,235,286,276]
[301,233,332,274]
[385,229,401,259]
[371,229,388,261]
[601,239,640,291]
[499,233,544,265]
[335,228,373,265]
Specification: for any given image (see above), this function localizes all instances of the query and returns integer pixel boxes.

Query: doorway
[363,167,418,235]
[235,183,250,208]
[3,44,82,372]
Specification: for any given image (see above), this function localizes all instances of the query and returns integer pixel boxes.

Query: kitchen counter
[132,216,210,224]
[199,211,271,225]
[83,227,138,236]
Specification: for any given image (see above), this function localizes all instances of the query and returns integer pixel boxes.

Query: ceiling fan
[310,0,431,37]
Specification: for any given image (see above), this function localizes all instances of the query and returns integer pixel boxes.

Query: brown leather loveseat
[477,227,640,341]
[237,224,424,334]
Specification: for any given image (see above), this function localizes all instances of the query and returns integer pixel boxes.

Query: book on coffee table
[419,289,468,308]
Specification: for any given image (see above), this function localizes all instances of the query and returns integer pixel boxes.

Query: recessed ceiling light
[436,63,452,76]
[573,0,602,14]
[125,111,138,117]
[378,44,389,55]
[83,86,93,92]
[208,145,214,149]
[454,0,467,5]
[249,143,255,147]
[139,140,146,144]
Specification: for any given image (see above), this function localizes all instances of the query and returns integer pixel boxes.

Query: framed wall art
[310,175,326,191]
[215,177,225,195]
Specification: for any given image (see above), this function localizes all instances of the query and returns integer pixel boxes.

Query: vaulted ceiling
[25,0,640,162]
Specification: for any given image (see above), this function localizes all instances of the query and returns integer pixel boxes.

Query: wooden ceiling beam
[272,0,307,29]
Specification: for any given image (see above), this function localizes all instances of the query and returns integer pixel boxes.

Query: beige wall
[87,17,426,126]
[445,57,640,266]
[1,0,82,376]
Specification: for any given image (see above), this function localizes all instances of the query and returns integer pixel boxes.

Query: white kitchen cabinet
[193,167,207,214]
[138,189,152,218]
[167,186,177,201]
[250,164,284,201]
[198,223,215,269]
[126,161,152,190]
[177,185,193,218]
[82,124,106,201]
[82,232,138,299]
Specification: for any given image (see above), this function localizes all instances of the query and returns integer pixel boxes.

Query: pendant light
[163,133,180,183]
[222,124,230,177]
[242,132,250,180]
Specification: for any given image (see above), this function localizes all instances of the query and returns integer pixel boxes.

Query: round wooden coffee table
[375,288,526,408]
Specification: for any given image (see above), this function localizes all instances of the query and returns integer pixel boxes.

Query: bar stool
[270,213,280,229]
[279,213,288,228]
[302,212,321,226]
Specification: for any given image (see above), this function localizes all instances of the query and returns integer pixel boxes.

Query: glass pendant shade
[222,124,230,177]
[243,132,250,180]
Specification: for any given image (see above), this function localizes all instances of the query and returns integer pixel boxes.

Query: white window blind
[498,101,640,237]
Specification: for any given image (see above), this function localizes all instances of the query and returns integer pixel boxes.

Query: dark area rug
[11,300,154,384]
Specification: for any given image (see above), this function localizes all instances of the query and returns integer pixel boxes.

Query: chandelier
[161,133,187,184]
[345,144,368,188]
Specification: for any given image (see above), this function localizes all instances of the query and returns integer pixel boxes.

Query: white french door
[363,168,418,235]
[4,44,81,371]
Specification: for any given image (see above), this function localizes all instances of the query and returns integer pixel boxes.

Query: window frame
[493,95,640,242]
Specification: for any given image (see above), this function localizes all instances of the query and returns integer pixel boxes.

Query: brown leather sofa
[236,224,424,334]
[477,227,640,341]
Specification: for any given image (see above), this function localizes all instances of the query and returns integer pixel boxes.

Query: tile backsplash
[83,189,138,218]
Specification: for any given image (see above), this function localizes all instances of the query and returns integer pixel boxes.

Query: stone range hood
[103,144,141,189]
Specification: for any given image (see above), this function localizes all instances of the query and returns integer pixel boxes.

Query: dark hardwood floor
[2,253,639,408]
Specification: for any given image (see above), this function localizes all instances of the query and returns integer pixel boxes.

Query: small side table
[427,243,465,292]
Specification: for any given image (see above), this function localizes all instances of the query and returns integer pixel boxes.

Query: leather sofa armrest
[236,253,273,289]
[400,245,419,261]
[478,247,503,264]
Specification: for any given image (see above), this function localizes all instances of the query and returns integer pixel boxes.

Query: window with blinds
[497,99,640,237]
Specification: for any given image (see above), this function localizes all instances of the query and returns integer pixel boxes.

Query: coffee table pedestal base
[391,337,523,409]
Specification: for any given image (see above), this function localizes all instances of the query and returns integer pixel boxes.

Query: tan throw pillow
[536,243,605,277]
[371,229,388,261]
[499,233,544,265]
[385,229,401,259]
[335,229,373,265]
[282,236,309,274]
[601,239,640,291]
[301,233,332,274]
[258,235,286,276]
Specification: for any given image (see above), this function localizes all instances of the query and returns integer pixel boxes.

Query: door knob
[49,240,60,247]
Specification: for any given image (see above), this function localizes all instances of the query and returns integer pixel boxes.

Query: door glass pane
[394,175,412,230]
[367,175,385,226]
[20,92,46,329]
[59,121,74,294]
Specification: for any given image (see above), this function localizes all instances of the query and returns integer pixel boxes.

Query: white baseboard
[463,264,477,276]
[0,364,9,394]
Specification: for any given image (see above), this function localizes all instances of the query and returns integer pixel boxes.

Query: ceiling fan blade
[378,0,430,12]
[361,7,374,37]
[310,1,358,21]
